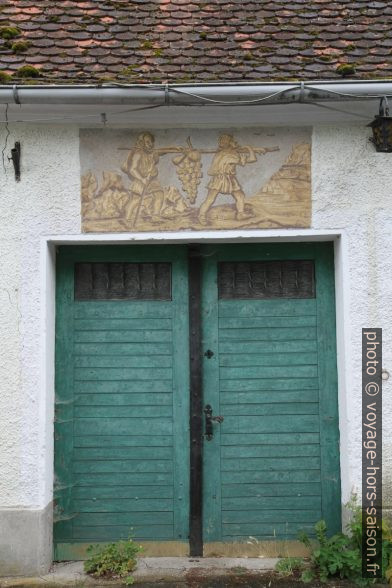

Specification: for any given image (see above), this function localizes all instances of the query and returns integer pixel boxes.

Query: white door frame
[40,227,352,557]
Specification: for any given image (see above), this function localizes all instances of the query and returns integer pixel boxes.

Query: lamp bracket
[8,141,21,182]
[379,96,390,117]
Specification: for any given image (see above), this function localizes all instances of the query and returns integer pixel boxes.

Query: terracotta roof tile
[0,0,391,83]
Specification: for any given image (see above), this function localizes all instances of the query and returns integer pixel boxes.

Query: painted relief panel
[80,128,311,232]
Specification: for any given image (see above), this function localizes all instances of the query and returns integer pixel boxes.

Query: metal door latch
[204,404,224,440]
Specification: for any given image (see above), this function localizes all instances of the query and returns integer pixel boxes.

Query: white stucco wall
[0,125,80,510]
[312,125,392,515]
[0,122,390,537]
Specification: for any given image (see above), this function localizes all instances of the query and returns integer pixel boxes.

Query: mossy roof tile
[0,0,391,83]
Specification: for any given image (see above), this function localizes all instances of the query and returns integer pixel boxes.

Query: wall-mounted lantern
[369,97,392,152]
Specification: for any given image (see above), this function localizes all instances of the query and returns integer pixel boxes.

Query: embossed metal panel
[74,262,171,300]
[218,260,315,300]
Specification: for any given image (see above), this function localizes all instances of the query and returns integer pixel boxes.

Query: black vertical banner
[362,329,382,579]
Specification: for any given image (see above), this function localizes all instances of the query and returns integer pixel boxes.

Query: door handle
[204,404,224,441]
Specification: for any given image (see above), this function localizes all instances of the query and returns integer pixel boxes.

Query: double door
[54,243,340,558]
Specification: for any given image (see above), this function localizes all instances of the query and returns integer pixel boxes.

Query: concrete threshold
[0,557,278,587]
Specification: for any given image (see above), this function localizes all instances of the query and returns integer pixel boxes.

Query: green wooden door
[201,243,340,546]
[54,246,190,559]
[54,242,340,558]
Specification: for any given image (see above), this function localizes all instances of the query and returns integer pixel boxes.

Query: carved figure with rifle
[198,133,279,225]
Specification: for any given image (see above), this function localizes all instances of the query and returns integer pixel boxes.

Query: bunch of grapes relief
[172,137,203,204]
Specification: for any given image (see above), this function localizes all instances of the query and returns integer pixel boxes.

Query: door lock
[204,349,214,359]
[204,404,224,440]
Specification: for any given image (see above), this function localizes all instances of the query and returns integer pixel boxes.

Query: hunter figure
[199,133,269,225]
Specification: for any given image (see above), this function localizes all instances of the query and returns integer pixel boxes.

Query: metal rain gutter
[0,81,391,106]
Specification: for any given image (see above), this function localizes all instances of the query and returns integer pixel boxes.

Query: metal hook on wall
[8,141,21,181]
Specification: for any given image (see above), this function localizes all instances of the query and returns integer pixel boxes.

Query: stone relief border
[81,131,311,232]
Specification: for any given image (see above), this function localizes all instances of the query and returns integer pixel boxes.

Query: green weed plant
[84,538,142,585]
